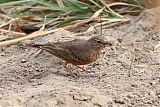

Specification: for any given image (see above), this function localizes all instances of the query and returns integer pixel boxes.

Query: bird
[29,36,112,72]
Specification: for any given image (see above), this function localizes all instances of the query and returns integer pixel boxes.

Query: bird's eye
[96,40,101,43]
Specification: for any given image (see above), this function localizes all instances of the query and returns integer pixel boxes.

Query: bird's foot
[61,66,79,78]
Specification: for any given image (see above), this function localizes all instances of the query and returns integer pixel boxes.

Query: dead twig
[107,2,145,9]
[61,8,104,30]
[73,18,131,36]
[0,29,26,38]
[0,29,60,46]
[99,0,124,18]
[0,18,19,28]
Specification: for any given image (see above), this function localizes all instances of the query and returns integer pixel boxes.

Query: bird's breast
[68,52,100,65]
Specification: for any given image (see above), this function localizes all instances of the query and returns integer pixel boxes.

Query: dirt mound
[0,7,160,107]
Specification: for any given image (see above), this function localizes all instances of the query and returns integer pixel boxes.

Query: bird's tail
[27,44,43,49]
[27,43,59,57]
[28,44,43,49]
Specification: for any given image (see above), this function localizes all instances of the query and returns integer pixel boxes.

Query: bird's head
[88,36,112,51]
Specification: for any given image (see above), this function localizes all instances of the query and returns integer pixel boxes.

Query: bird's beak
[105,41,112,46]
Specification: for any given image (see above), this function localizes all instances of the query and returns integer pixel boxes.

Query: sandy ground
[0,7,160,107]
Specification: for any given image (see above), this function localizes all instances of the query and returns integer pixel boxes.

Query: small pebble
[131,84,138,88]
[157,93,160,98]
[1,53,5,56]
[149,91,156,97]
[150,81,156,85]
[21,59,27,63]
[114,98,125,104]
[127,94,135,99]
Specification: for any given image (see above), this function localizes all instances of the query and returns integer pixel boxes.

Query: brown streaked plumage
[30,36,112,71]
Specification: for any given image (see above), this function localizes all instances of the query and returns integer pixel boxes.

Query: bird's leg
[74,65,94,73]
[64,61,67,67]
[64,61,76,73]
[64,61,69,71]
[60,61,70,76]
[63,62,80,77]
[64,62,85,72]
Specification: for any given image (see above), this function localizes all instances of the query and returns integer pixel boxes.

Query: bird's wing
[39,43,87,62]
[60,41,97,63]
